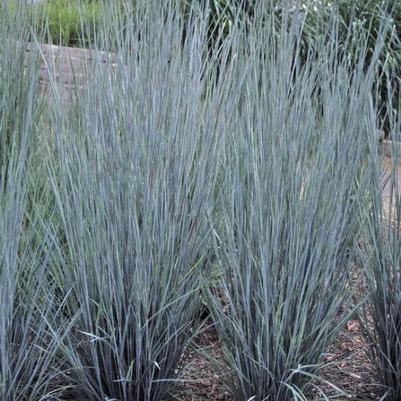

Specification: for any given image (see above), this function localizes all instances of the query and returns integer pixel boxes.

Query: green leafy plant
[36,0,102,46]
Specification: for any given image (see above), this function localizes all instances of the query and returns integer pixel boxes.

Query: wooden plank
[26,42,119,65]
[24,43,119,109]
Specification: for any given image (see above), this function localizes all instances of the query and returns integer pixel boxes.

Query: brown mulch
[174,261,385,401]
[173,318,381,401]
[317,319,380,400]
[315,266,383,400]
[173,324,233,401]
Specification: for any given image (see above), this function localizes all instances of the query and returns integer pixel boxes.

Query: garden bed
[176,318,378,401]
[3,3,401,401]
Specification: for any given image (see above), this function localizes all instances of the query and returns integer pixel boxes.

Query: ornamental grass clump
[46,3,231,400]
[208,7,382,401]
[0,8,63,401]
[359,81,401,401]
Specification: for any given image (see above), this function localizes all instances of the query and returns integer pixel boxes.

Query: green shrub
[36,0,102,46]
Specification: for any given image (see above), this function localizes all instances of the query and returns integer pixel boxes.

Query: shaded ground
[173,317,380,401]
[173,324,232,401]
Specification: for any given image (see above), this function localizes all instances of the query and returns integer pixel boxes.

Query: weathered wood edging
[25,43,118,106]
